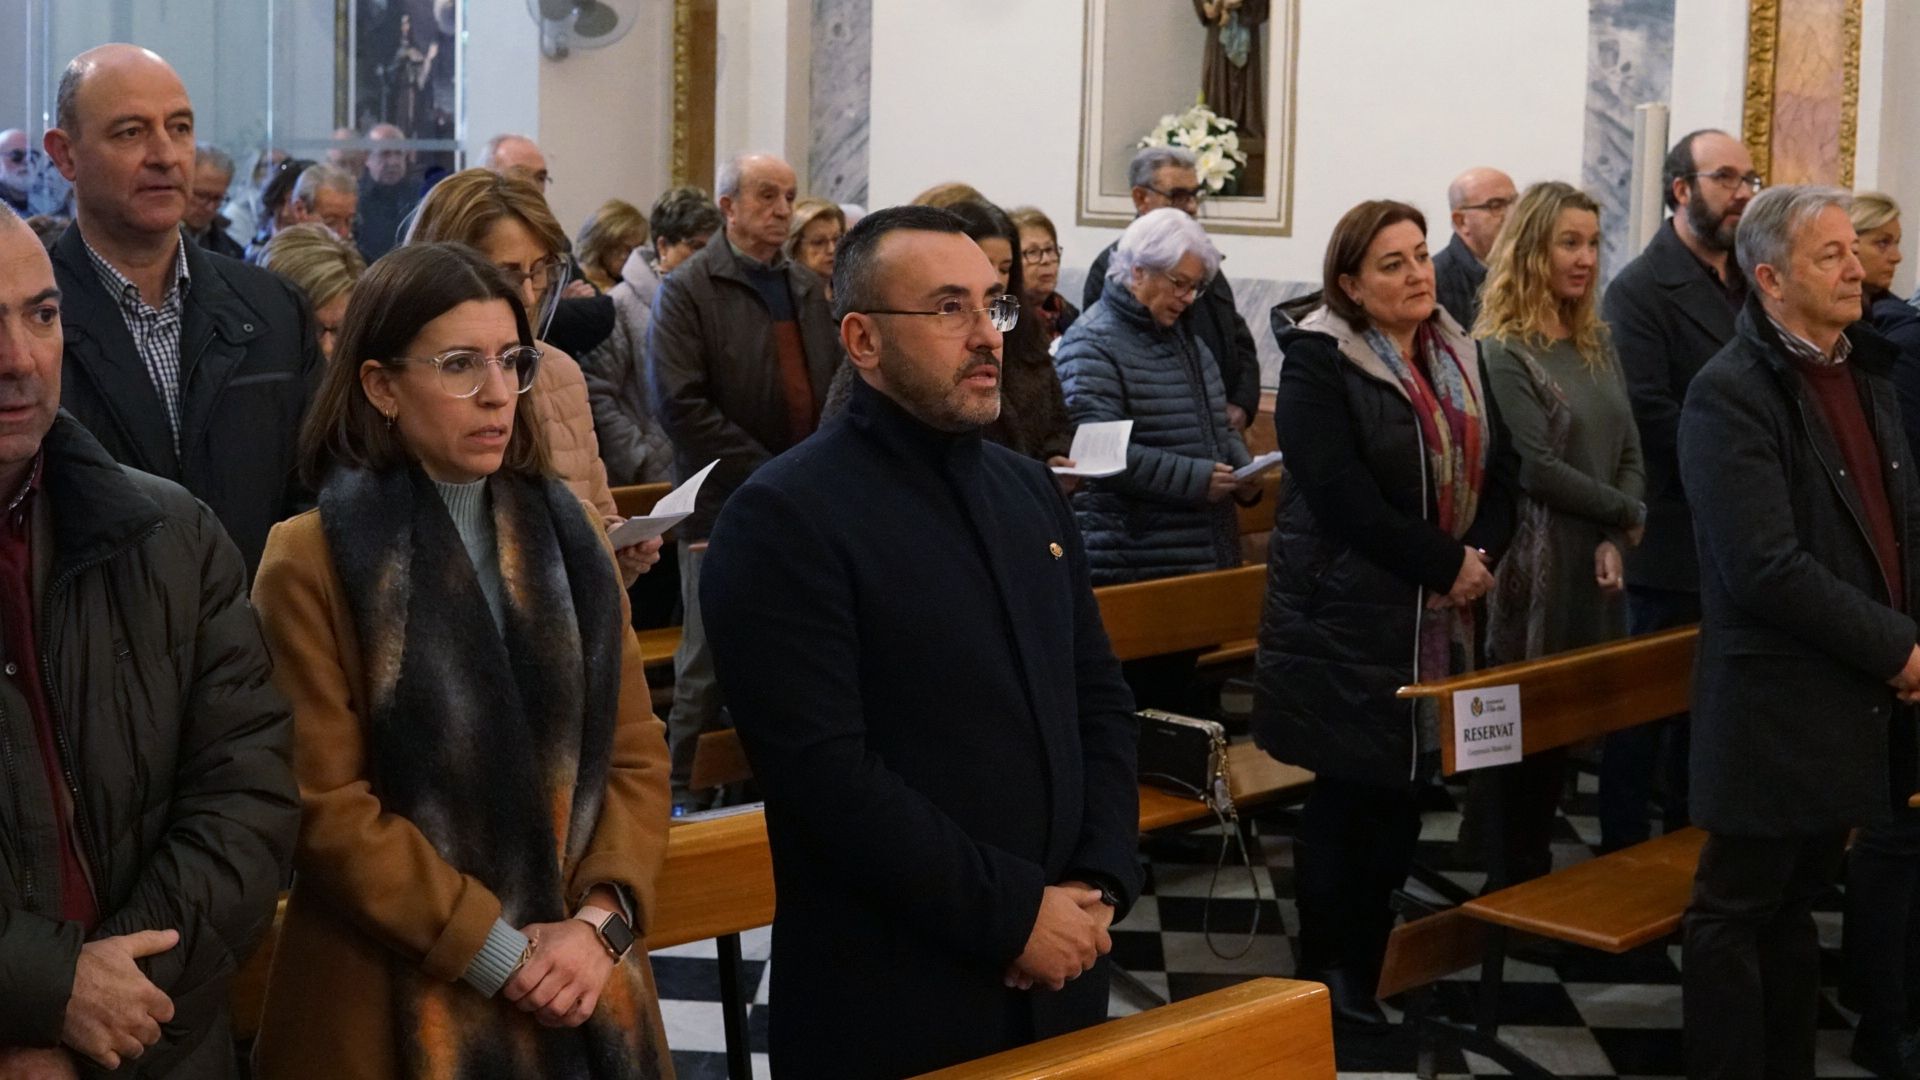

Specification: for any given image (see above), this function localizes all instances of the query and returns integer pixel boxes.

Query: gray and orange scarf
[319,464,668,1080]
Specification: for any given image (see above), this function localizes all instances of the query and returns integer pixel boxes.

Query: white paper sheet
[606,460,719,548]
[1234,451,1284,481]
[1050,420,1133,479]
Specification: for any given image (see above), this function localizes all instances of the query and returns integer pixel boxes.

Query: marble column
[1583,0,1676,279]
[809,0,870,205]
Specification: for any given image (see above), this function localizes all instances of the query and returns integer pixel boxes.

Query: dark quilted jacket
[1055,278,1249,585]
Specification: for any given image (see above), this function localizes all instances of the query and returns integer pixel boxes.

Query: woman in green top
[1471,181,1647,887]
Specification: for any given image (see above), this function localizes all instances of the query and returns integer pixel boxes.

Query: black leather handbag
[1135,708,1233,814]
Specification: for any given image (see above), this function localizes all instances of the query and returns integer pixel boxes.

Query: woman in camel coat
[251,243,674,1079]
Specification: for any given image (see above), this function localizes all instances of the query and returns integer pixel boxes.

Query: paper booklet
[1233,451,1284,481]
[606,460,719,548]
[1051,420,1132,479]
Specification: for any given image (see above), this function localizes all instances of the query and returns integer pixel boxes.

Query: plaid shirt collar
[1766,312,1852,368]
[82,232,190,314]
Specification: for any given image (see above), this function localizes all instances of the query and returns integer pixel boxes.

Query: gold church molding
[670,0,716,190]
[1743,0,1861,188]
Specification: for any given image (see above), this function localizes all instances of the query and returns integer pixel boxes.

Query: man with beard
[1599,128,1759,853]
[700,205,1141,1079]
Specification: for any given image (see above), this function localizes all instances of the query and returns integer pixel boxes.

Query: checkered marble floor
[658,767,1874,1080]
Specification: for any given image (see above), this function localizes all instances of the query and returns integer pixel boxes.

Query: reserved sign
[1451,684,1523,771]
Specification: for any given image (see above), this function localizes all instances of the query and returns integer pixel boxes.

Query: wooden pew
[1380,625,1701,1076]
[1095,564,1266,663]
[228,896,286,1042]
[611,482,672,519]
[912,977,1334,1079]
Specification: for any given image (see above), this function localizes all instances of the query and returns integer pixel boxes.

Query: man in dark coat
[647,151,841,808]
[43,45,321,577]
[1430,166,1515,330]
[702,206,1141,1079]
[0,206,299,1079]
[1084,146,1261,434]
[1678,185,1920,1080]
[1598,128,1758,851]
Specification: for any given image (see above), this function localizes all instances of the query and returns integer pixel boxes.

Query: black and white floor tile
[657,766,1874,1080]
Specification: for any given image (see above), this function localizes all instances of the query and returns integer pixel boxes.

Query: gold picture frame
[671,0,718,191]
[1742,0,1861,187]
[1076,0,1299,237]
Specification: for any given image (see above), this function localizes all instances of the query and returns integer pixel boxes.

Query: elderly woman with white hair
[1056,207,1253,591]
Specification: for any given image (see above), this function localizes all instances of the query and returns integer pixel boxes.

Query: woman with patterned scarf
[250,242,674,1080]
[1472,183,1646,891]
[1253,199,1518,1029]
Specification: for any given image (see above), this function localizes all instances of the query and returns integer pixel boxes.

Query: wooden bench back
[911,977,1334,1079]
[1397,625,1697,775]
[647,809,777,949]
[1095,564,1266,663]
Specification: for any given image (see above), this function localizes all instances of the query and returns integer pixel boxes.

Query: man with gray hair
[290,162,357,242]
[182,145,243,260]
[479,132,550,190]
[1432,166,1516,329]
[647,151,840,808]
[1083,145,1261,434]
[1678,184,1920,1080]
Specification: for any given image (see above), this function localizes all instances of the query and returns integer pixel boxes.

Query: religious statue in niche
[1194,0,1268,139]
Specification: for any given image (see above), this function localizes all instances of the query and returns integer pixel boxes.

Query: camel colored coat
[529,341,619,519]
[248,507,672,1080]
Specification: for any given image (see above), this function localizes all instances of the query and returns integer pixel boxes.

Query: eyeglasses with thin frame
[1686,169,1765,194]
[860,294,1021,334]
[1142,183,1205,209]
[1157,268,1212,300]
[392,345,544,398]
[496,257,564,296]
[1457,196,1516,214]
[1021,243,1064,266]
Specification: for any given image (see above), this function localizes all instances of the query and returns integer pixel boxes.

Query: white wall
[714,0,811,186]
[533,10,674,234]
[870,0,1596,286]
[1668,0,1749,143]
[465,0,542,167]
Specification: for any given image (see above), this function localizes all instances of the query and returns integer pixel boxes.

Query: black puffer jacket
[0,415,299,1076]
[1252,306,1518,788]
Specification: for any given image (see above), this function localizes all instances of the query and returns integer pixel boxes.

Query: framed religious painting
[348,0,458,142]
[1078,0,1299,236]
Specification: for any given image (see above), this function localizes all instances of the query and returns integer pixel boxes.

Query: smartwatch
[572,906,637,962]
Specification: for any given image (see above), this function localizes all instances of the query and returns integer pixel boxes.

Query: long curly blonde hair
[1473,181,1610,367]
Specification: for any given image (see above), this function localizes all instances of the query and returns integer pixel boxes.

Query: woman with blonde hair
[783,197,845,299]
[401,168,659,581]
[1473,180,1645,887]
[251,242,673,1080]
[263,221,365,359]
[577,199,650,293]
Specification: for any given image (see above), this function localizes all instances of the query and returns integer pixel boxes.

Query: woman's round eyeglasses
[393,346,543,398]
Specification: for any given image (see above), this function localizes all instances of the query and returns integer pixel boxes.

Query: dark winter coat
[1056,279,1251,584]
[645,239,841,540]
[1603,218,1745,592]
[1085,240,1262,419]
[1252,306,1518,788]
[1865,290,1920,461]
[701,377,1140,1080]
[51,226,322,576]
[1432,233,1487,333]
[0,415,299,1076]
[1680,302,1920,836]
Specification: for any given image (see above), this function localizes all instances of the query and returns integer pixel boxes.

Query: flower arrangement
[1137,100,1249,196]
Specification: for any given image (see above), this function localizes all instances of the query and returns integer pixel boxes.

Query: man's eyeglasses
[392,346,543,399]
[1142,183,1205,209]
[1457,196,1516,214]
[1687,169,1765,194]
[2,149,26,166]
[1021,244,1063,266]
[1158,268,1212,300]
[861,294,1021,334]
